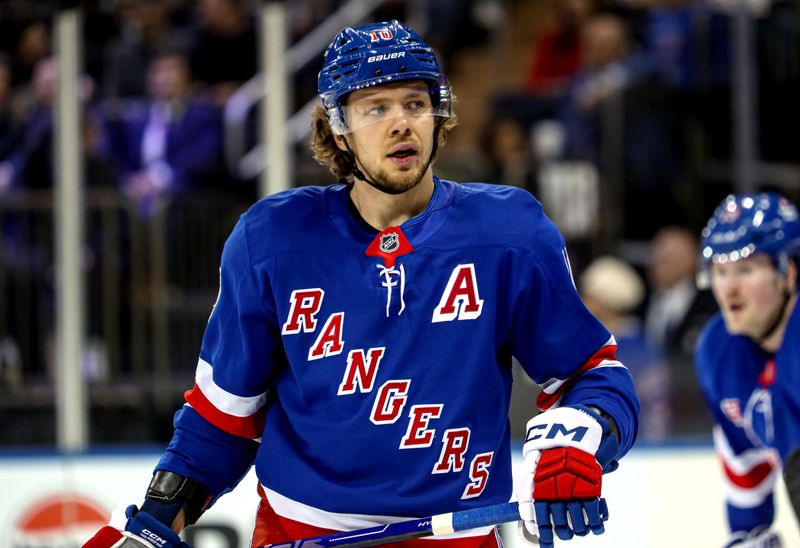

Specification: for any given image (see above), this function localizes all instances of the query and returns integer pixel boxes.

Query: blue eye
[366,105,386,116]
[406,101,426,114]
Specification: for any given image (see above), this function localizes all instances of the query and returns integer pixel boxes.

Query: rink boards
[0,445,798,548]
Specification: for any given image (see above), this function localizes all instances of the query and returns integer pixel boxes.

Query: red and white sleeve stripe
[536,336,625,411]
[184,358,269,440]
[713,426,778,508]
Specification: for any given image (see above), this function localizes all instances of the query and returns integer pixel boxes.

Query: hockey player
[695,192,800,547]
[84,20,639,548]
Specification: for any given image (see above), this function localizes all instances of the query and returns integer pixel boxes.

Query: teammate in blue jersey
[85,19,639,548]
[695,192,800,547]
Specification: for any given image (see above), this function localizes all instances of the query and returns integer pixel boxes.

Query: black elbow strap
[586,405,620,442]
[145,471,212,527]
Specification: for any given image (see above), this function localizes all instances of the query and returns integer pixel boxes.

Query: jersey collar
[327,177,454,249]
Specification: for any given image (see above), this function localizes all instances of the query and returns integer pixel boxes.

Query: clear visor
[329,90,450,135]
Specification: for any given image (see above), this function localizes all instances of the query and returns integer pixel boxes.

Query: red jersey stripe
[185,384,266,439]
[536,343,620,410]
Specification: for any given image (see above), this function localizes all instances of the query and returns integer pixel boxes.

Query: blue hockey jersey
[695,304,800,533]
[158,179,639,532]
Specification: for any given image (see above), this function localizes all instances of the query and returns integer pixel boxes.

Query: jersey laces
[377,263,406,316]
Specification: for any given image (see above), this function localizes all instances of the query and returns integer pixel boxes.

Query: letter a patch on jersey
[432,264,484,322]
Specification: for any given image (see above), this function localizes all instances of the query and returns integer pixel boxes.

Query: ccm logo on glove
[526,422,590,443]
[141,528,169,547]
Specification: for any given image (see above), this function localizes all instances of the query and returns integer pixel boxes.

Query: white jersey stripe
[195,358,268,417]
[539,360,626,395]
[263,485,493,539]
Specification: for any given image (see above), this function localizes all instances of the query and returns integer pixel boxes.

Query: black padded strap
[145,471,211,527]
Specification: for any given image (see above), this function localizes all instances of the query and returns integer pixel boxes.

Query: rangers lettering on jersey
[400,404,444,448]
[463,453,494,499]
[371,380,411,424]
[433,428,471,473]
[308,312,345,360]
[338,347,386,395]
[282,288,325,334]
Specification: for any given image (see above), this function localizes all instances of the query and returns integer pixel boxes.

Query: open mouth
[388,145,418,159]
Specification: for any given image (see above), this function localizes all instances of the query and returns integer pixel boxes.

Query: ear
[789,259,798,293]
[333,133,348,152]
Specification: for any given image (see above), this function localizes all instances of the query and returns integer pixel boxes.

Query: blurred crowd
[0,0,299,205]
[477,0,800,238]
[1,0,800,444]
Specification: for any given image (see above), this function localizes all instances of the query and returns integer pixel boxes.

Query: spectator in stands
[478,117,536,191]
[525,0,595,96]
[0,56,57,191]
[188,0,257,105]
[638,0,733,168]
[639,0,731,92]
[422,0,493,70]
[9,20,50,88]
[559,12,638,159]
[98,49,224,217]
[558,10,687,240]
[0,55,63,383]
[644,225,717,434]
[645,226,717,359]
[103,0,191,99]
[0,54,22,189]
[581,255,671,441]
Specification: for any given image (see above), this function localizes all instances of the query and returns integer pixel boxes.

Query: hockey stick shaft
[259,501,520,547]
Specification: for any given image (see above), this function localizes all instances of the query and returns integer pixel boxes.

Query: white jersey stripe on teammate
[713,427,778,507]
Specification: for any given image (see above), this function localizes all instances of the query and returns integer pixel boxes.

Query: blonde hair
[309,99,458,183]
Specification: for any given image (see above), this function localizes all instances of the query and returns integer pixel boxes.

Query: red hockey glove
[514,405,617,548]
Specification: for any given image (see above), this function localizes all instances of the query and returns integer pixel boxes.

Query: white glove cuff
[109,506,130,529]
[522,406,603,457]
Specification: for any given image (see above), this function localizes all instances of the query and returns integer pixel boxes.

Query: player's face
[338,81,436,193]
[710,255,789,337]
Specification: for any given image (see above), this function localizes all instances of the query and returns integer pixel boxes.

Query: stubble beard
[371,163,426,194]
[353,152,429,195]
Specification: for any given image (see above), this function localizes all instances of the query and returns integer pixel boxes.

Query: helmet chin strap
[341,121,441,196]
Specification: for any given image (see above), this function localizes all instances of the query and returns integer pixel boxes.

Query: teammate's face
[337,81,436,194]
[710,255,789,337]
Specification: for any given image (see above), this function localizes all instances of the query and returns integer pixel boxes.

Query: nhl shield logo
[366,226,413,268]
[379,232,400,254]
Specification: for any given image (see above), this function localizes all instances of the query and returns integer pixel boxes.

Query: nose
[717,276,740,299]
[389,114,411,136]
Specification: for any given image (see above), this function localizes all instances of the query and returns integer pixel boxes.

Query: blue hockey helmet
[700,192,800,270]
[317,19,452,135]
